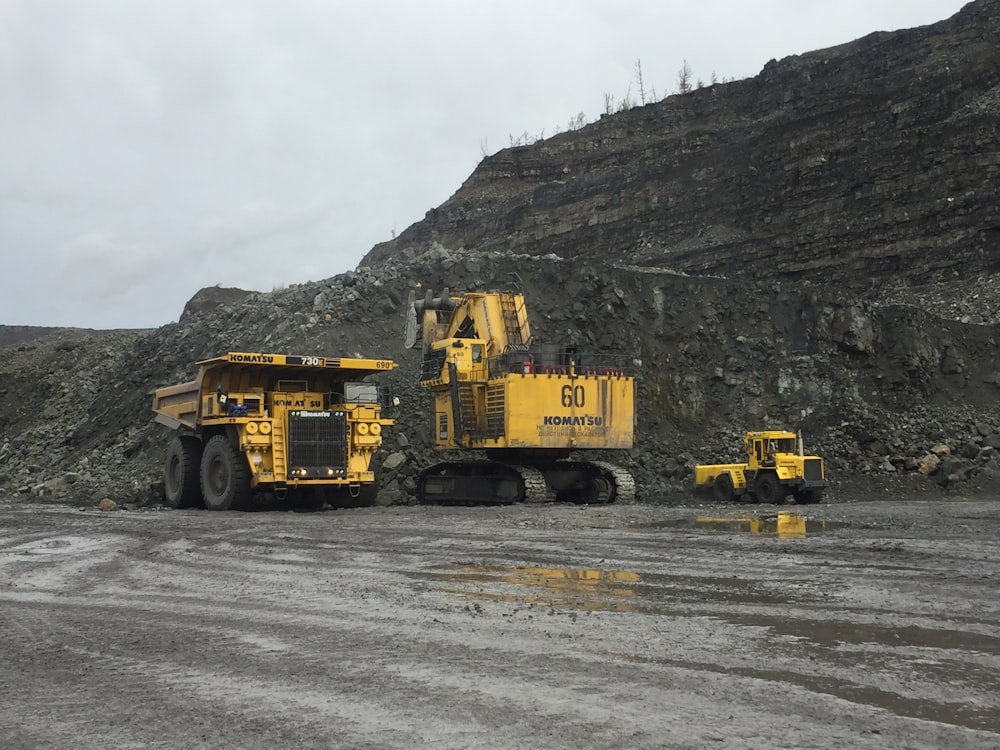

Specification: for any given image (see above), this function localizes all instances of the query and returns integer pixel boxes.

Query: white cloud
[0,0,969,328]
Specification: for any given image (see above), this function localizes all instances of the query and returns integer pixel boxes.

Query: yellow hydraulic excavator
[404,288,636,504]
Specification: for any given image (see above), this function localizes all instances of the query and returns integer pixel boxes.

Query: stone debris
[1,0,999,507]
[0,245,996,508]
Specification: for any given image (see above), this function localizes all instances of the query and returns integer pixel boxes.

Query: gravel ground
[1,495,999,749]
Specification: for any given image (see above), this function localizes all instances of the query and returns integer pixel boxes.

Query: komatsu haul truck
[152,351,395,510]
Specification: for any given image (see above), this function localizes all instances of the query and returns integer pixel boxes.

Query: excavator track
[417,461,555,505]
[416,460,634,505]
[589,461,636,503]
[538,460,635,504]
[511,465,557,504]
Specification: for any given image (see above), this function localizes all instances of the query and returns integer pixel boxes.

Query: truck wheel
[295,488,327,512]
[327,483,378,509]
[164,436,202,509]
[200,435,251,511]
[712,474,735,502]
[354,482,379,507]
[754,472,784,504]
[345,452,382,508]
[795,488,824,505]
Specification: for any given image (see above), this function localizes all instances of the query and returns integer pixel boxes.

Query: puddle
[3,536,106,556]
[645,511,828,538]
[419,564,641,612]
[415,563,814,612]
[723,611,1000,654]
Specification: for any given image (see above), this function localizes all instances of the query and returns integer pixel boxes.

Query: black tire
[200,435,251,511]
[327,479,379,509]
[754,472,784,504]
[347,452,382,508]
[164,436,202,509]
[712,473,735,503]
[354,482,379,507]
[795,488,824,505]
[295,488,327,512]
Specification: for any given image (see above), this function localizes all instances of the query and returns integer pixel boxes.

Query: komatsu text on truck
[152,352,395,510]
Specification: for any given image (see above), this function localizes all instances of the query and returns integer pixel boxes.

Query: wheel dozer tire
[754,472,784,504]
[712,473,735,502]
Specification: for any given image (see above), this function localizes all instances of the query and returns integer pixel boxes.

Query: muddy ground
[1,494,999,750]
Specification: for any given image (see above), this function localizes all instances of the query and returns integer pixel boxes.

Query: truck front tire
[164,436,202,509]
[200,435,251,511]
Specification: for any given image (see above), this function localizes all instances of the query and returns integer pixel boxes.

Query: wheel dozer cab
[152,352,396,510]
[693,430,827,504]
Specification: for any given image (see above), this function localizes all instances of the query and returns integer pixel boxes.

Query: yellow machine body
[406,289,637,504]
[425,337,635,451]
[152,352,395,509]
[693,430,827,504]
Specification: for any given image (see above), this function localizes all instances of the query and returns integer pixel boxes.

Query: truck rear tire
[200,435,251,511]
[712,474,735,502]
[164,436,202,509]
[754,472,784,504]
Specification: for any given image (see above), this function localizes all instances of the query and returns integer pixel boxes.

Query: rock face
[1,1,999,506]
[180,286,254,321]
[363,0,1000,304]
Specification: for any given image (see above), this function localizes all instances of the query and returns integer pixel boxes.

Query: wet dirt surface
[1,496,999,749]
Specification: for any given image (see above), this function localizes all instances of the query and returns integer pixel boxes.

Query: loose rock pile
[2,2,999,507]
[0,245,997,507]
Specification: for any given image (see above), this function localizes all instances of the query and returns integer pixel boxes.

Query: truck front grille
[288,410,348,476]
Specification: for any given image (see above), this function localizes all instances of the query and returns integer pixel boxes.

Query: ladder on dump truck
[271,419,287,480]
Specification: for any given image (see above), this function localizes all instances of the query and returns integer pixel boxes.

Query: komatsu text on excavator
[405,288,636,504]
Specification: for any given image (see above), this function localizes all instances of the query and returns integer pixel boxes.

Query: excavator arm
[404,289,531,358]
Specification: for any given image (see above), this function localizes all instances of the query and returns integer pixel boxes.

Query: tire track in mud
[1,500,999,748]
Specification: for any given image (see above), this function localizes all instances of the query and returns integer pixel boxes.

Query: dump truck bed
[151,351,396,431]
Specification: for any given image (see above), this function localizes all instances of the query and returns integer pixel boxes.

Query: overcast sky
[1,1,968,330]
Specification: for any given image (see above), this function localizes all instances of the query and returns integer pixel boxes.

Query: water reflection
[426,564,641,612]
[690,511,823,538]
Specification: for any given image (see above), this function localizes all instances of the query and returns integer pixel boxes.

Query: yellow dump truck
[152,352,396,510]
[693,430,827,504]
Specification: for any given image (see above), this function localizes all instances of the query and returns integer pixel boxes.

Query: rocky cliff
[364,0,1000,304]
[1,0,999,506]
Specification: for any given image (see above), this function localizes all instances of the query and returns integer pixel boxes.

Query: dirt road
[1,496,999,749]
